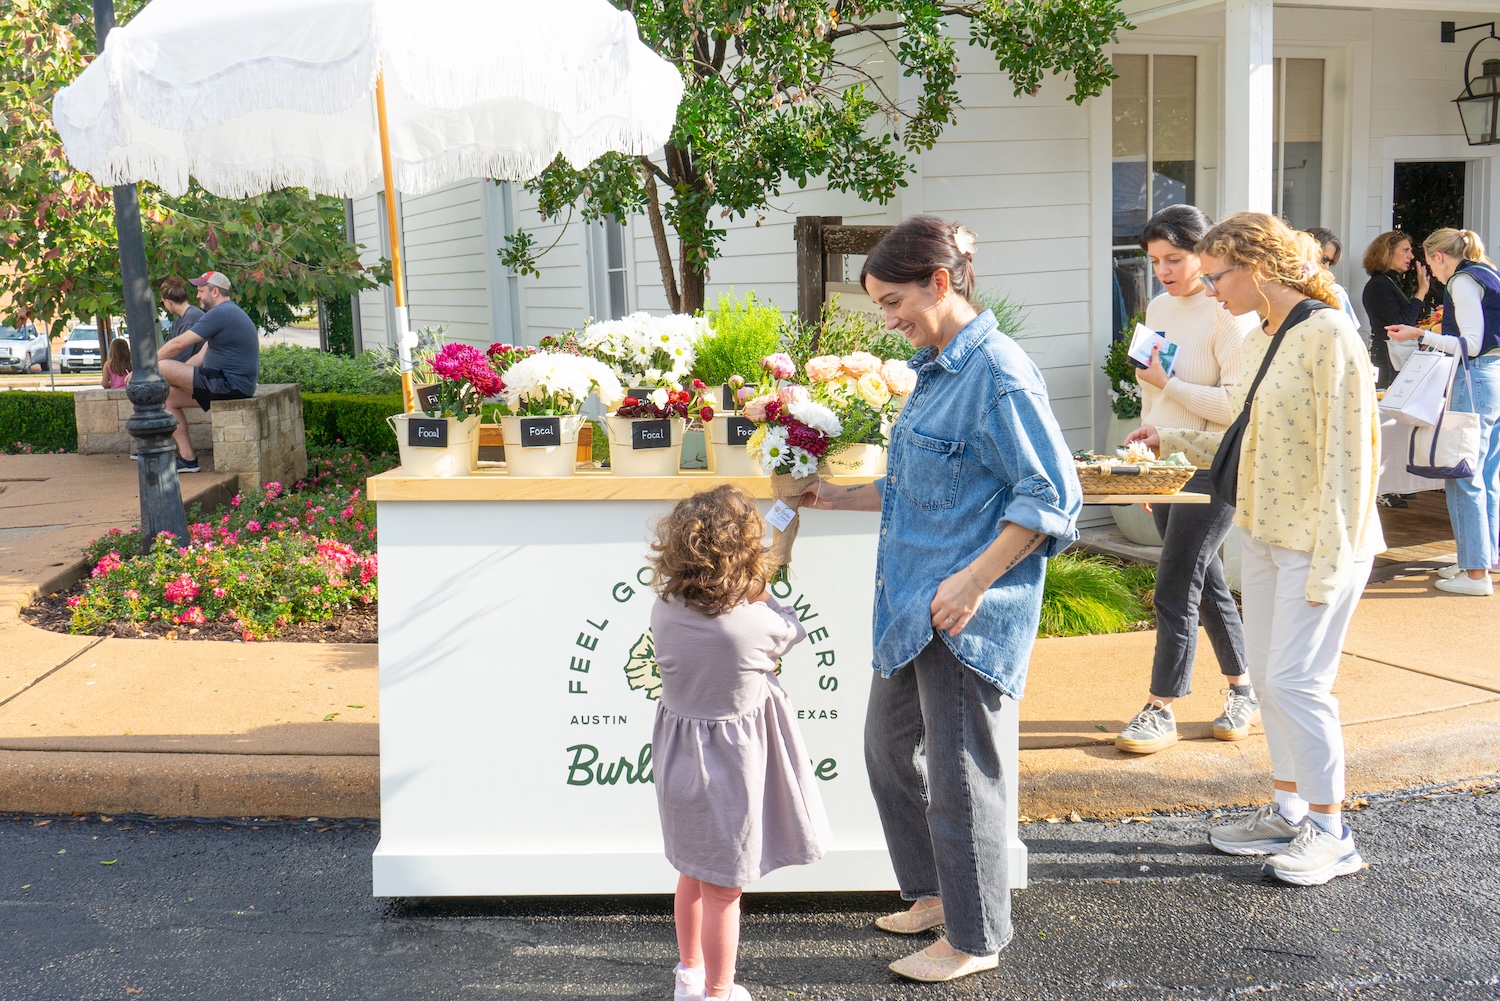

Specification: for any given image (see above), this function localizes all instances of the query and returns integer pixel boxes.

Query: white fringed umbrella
[53,0,683,407]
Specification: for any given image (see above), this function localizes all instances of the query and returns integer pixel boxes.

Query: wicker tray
[1076,463,1195,495]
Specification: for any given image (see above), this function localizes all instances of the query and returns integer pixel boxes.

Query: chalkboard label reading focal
[726,416,756,446]
[631,419,672,450]
[408,417,449,448]
[520,417,561,448]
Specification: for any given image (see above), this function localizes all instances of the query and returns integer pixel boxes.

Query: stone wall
[75,384,308,490]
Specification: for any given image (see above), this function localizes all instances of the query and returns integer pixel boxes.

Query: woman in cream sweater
[1114,205,1261,756]
[1128,212,1383,886]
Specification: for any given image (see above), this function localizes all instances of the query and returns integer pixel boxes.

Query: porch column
[1223,0,1274,214]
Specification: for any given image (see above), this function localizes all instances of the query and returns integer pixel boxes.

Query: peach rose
[880,358,917,396]
[841,351,881,377]
[742,394,775,422]
[805,355,844,382]
[778,385,810,408]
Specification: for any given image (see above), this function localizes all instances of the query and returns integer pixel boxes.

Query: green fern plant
[1038,552,1152,637]
[692,290,785,385]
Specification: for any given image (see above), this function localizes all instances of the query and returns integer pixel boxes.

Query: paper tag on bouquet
[765,500,798,532]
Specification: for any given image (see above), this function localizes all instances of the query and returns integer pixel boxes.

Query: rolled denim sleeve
[981,389,1083,556]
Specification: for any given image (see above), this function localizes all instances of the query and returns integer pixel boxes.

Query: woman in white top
[1388,228,1500,596]
[1114,206,1263,756]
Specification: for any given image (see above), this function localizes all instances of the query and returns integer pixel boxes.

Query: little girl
[647,485,831,1001]
[101,338,131,389]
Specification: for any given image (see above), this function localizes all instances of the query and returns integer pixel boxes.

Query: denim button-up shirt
[872,310,1082,698]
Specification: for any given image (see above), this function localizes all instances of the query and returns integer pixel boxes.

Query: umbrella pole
[375,70,414,413]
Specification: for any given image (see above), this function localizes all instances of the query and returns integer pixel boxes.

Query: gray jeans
[864,636,1014,957]
[1149,468,1246,698]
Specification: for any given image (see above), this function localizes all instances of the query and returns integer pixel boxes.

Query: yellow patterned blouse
[1158,306,1385,604]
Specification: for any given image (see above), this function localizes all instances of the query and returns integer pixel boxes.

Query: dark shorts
[192,367,253,411]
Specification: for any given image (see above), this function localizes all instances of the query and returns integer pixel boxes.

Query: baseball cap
[189,271,232,291]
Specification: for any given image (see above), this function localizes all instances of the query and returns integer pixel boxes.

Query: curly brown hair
[1197,212,1339,309]
[647,485,770,615]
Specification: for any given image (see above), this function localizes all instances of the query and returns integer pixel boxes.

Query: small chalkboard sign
[631,419,672,450]
[414,383,441,413]
[628,386,653,401]
[519,416,561,448]
[721,384,738,412]
[408,417,449,448]
[725,416,756,446]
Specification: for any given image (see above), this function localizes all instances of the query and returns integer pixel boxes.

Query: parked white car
[0,322,49,373]
[59,324,105,373]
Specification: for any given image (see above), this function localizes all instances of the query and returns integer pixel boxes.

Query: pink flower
[237,574,249,582]
[311,585,322,594]
[66,596,82,608]
[264,482,283,500]
[164,575,200,604]
[174,606,207,626]
[91,551,123,579]
[213,587,228,599]
[125,589,141,600]
[246,520,262,533]
[761,352,796,380]
[778,385,810,409]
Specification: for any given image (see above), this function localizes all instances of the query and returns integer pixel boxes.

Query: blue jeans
[1149,469,1247,698]
[864,637,1014,957]
[1445,352,1500,570]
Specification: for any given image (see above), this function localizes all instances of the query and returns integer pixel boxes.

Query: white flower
[649,387,669,410]
[789,447,819,478]
[787,399,842,437]
[502,352,622,411]
[752,425,791,473]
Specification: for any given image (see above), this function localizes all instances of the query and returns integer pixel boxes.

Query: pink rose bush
[70,450,389,640]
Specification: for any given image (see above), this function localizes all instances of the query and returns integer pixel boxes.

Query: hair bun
[953,225,978,260]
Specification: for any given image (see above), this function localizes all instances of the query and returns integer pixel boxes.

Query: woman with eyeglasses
[1127,212,1383,886]
[1387,229,1500,596]
[1299,229,1360,334]
[1361,231,1431,388]
[1113,205,1260,757]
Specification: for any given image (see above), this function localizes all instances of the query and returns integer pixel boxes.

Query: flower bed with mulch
[21,448,395,643]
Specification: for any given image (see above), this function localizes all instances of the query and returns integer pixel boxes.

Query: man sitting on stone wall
[158,271,260,474]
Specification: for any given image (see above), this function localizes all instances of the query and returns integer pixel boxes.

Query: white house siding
[351,194,388,350]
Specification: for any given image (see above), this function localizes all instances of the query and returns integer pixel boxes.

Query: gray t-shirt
[190,300,259,396]
[166,305,204,363]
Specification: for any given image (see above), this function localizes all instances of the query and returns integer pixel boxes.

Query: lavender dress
[651,595,831,887]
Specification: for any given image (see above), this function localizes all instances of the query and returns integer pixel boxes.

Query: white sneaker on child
[706,987,752,1001]
[673,963,705,1001]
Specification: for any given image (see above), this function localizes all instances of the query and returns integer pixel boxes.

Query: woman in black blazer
[1361,231,1430,387]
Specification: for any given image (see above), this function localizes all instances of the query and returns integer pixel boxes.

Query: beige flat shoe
[888,939,999,983]
[873,900,945,934]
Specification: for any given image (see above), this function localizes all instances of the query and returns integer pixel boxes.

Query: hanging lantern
[1446,22,1500,146]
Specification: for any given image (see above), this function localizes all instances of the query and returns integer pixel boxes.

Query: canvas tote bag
[1407,340,1482,479]
[1379,347,1456,427]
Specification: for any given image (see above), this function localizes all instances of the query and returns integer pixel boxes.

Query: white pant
[1238,530,1372,805]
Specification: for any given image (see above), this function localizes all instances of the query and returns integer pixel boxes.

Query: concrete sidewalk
[0,453,1495,820]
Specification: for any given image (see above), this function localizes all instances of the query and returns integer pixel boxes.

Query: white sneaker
[1436,563,1463,579]
[1435,574,1494,596]
[1209,803,1302,856]
[674,963,705,1001]
[1262,821,1363,886]
[706,987,751,1001]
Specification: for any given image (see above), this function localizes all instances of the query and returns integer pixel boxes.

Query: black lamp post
[1443,21,1500,146]
[93,0,189,551]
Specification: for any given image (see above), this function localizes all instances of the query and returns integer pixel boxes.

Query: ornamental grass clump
[73,448,392,641]
[1038,552,1152,637]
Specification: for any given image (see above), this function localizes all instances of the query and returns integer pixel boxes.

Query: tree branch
[641,169,680,313]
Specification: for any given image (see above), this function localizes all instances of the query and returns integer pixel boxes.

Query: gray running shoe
[1262,821,1363,885]
[1209,803,1301,856]
[1213,687,1261,741]
[1114,703,1177,754]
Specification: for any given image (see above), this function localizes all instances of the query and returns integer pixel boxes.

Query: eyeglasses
[1200,266,1238,295]
[1321,256,1335,267]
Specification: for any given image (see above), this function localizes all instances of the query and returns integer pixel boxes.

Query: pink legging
[675,873,743,999]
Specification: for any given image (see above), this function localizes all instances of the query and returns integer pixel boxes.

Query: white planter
[825,443,888,476]
[499,414,584,478]
[1104,412,1162,547]
[389,413,480,478]
[706,416,765,477]
[606,416,684,476]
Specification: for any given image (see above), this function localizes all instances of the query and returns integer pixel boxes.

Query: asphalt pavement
[1,782,1495,1001]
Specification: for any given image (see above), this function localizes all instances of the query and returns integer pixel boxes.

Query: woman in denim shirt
[802,216,1081,983]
